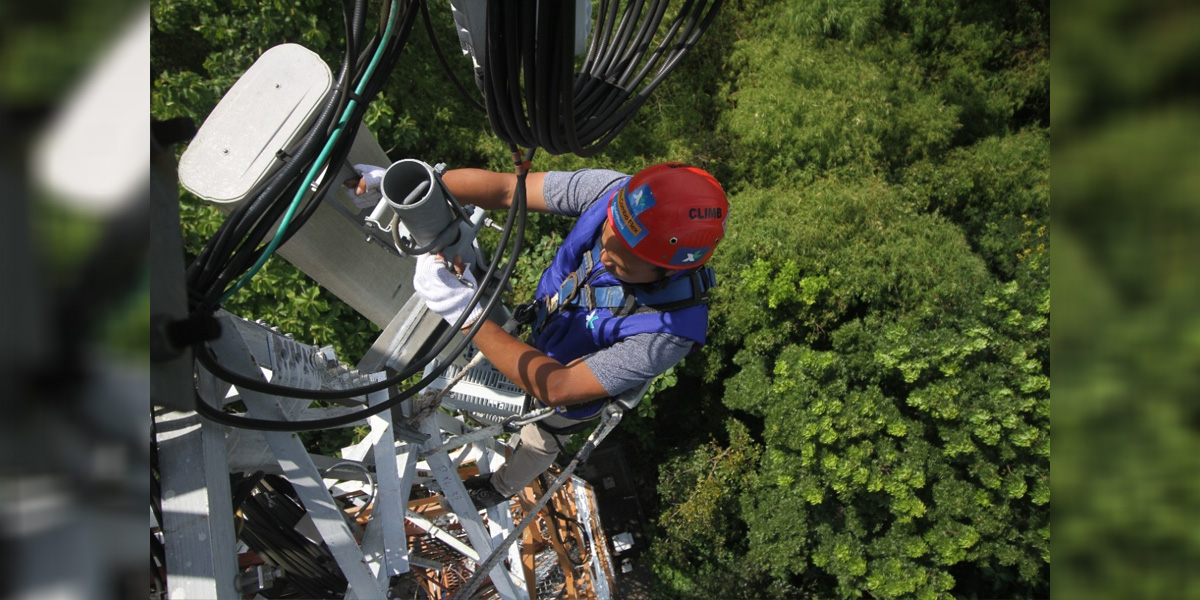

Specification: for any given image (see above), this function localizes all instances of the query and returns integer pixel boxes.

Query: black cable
[329,0,363,136]
[608,0,672,96]
[182,1,519,433]
[481,3,513,146]
[595,0,646,85]
[192,58,345,293]
[577,1,695,139]
[237,475,347,598]
[188,0,721,426]
[187,64,351,305]
[461,0,722,157]
[610,5,716,114]
[195,22,367,300]
[189,0,721,308]
[532,0,559,152]
[577,0,620,83]
[507,2,537,145]
[196,174,526,429]
[201,176,307,300]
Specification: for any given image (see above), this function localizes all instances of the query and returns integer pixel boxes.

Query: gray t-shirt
[541,170,694,400]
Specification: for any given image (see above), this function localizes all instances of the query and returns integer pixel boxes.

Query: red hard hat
[607,162,729,269]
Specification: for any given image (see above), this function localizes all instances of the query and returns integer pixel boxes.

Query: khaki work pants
[489,413,587,496]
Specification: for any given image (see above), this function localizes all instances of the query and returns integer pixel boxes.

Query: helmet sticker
[669,245,711,266]
[613,184,655,247]
[687,207,724,219]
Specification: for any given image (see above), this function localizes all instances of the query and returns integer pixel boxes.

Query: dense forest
[153,0,1049,597]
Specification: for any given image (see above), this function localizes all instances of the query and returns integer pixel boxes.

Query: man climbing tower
[355,162,729,509]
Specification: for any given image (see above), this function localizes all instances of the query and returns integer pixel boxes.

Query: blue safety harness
[536,237,717,325]
[517,180,717,425]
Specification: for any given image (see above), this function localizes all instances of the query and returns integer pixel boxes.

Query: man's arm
[464,319,609,407]
[441,169,552,214]
[413,254,601,405]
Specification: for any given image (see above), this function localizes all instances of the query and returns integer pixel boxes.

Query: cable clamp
[510,149,532,176]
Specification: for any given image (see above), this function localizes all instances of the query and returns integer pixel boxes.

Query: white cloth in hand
[413,253,484,328]
[347,164,387,208]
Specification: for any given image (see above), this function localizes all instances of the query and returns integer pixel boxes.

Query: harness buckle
[513,301,539,325]
[558,272,580,307]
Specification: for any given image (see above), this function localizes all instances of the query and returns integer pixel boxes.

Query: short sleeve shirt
[540,170,694,401]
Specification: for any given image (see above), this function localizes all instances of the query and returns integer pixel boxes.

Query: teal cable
[221,1,402,302]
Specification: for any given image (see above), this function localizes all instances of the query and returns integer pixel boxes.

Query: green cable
[221,0,402,302]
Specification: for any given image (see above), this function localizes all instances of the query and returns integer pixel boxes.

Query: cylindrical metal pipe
[382,159,453,251]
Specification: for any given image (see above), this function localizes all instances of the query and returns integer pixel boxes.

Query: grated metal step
[423,349,530,423]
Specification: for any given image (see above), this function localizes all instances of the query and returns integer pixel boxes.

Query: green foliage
[704,172,1047,597]
[1053,30,1200,590]
[642,0,1047,596]
[152,0,342,121]
[712,177,989,358]
[900,129,1050,278]
[32,200,149,359]
[647,420,800,599]
[720,3,959,189]
[611,366,678,451]
[1,0,137,104]
[718,0,1046,192]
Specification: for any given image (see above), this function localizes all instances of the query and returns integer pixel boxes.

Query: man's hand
[412,253,484,329]
[343,164,387,208]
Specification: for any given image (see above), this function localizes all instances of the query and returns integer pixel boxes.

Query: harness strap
[518,232,718,421]
[572,240,717,307]
[533,237,717,335]
[535,399,607,435]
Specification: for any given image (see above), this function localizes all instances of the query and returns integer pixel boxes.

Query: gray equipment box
[177,44,419,331]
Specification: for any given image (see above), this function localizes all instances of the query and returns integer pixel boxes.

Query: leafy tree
[647,419,801,599]
[900,129,1050,279]
[687,175,1047,599]
[638,1,1048,598]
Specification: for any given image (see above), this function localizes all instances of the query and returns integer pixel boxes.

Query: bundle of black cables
[477,0,723,157]
[186,0,421,313]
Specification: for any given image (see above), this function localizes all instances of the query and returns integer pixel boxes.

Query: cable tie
[510,150,530,176]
